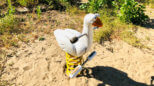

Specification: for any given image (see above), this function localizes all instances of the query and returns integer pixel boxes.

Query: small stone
[16,7,29,13]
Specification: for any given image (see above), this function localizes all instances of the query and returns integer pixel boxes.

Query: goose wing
[64,29,81,39]
[54,29,81,56]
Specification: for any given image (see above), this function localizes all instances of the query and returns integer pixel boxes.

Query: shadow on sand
[142,19,154,29]
[78,66,149,86]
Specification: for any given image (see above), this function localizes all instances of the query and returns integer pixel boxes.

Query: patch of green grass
[7,0,15,15]
[0,14,31,48]
[0,15,22,48]
[0,15,20,35]
[93,9,148,49]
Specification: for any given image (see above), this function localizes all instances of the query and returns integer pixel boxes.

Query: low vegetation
[0,0,152,50]
[0,15,19,47]
[0,0,152,48]
[118,0,149,25]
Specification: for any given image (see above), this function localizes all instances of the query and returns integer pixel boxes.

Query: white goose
[54,13,103,57]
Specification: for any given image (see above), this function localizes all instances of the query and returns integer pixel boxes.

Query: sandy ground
[1,9,154,86]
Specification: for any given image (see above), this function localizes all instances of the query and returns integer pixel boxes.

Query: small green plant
[39,37,45,41]
[36,5,41,19]
[119,0,149,25]
[0,14,25,48]
[7,0,15,15]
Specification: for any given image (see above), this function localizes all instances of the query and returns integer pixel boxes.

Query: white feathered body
[54,29,90,57]
[54,13,99,57]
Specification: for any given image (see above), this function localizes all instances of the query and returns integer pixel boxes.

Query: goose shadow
[78,66,149,86]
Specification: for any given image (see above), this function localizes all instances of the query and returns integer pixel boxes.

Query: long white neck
[82,23,93,51]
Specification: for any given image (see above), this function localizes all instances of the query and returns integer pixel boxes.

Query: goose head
[84,13,103,29]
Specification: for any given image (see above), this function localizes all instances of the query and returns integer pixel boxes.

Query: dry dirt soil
[1,9,154,86]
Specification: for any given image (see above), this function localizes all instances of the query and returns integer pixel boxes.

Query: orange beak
[92,17,103,27]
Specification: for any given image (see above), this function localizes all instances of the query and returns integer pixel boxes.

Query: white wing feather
[64,29,81,39]
[54,29,81,56]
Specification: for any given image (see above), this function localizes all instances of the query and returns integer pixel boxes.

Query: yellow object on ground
[65,52,83,76]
